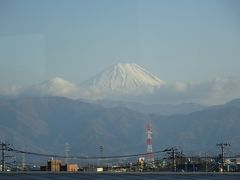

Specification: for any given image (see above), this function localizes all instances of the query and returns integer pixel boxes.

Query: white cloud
[0,76,240,105]
[128,77,240,105]
[21,77,90,99]
[203,77,240,105]
[172,82,188,92]
[0,85,22,96]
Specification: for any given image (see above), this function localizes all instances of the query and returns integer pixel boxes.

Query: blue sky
[0,0,240,86]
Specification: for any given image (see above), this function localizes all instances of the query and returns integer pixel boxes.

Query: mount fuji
[17,63,166,101]
[81,63,165,97]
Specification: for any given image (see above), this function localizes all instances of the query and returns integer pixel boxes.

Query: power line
[8,146,239,161]
[8,147,167,160]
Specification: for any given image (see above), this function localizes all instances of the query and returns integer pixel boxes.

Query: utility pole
[1,142,6,172]
[205,153,208,172]
[1,142,7,171]
[171,148,177,172]
[216,143,230,172]
[22,146,26,170]
[164,147,178,172]
[99,145,103,167]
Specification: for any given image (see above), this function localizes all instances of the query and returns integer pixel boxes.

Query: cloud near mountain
[0,63,240,105]
[23,77,84,98]
[115,75,237,105]
[143,77,240,105]
[0,85,22,96]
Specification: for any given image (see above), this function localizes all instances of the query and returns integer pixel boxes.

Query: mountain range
[1,63,240,160]
[1,63,240,105]
[1,96,240,157]
[94,99,206,115]
[20,63,166,101]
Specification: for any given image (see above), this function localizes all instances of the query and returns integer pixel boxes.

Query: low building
[40,159,79,172]
[48,160,61,172]
[67,164,79,172]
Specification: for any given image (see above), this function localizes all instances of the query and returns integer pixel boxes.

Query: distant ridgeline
[0,96,240,156]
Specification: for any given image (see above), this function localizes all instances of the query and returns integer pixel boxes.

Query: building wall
[48,160,61,172]
[67,164,79,172]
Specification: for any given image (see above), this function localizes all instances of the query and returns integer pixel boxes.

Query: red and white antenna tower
[146,122,154,163]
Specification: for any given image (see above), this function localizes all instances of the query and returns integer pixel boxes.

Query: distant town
[1,139,239,173]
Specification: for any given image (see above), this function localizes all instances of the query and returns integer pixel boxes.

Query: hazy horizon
[0,0,240,104]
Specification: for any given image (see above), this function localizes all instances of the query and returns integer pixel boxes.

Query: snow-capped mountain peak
[18,64,166,100]
[81,63,165,95]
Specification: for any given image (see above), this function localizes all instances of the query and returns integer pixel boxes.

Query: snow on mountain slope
[2,63,239,104]
[19,64,165,100]
[81,63,165,95]
[24,77,82,98]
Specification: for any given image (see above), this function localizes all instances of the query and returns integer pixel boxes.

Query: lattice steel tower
[64,143,70,164]
[146,122,154,163]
